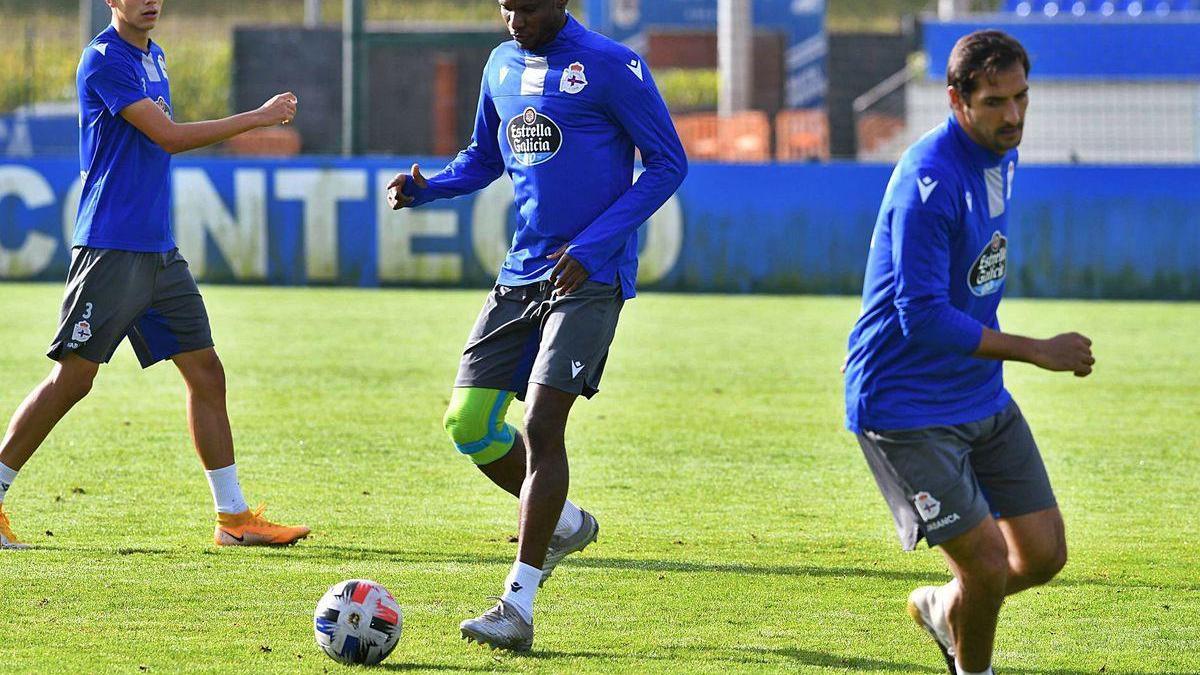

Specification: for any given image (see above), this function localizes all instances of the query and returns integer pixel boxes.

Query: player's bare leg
[478,433,526,497]
[173,348,234,470]
[515,383,575,571]
[935,517,1011,673]
[173,348,308,546]
[461,392,596,586]
[0,354,98,549]
[461,384,577,651]
[0,354,99,471]
[996,507,1067,595]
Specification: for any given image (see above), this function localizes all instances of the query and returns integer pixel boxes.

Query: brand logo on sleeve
[917,175,938,204]
[154,96,172,119]
[506,107,562,166]
[626,59,644,81]
[968,231,1008,297]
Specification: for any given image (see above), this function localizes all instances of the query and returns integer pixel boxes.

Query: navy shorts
[856,401,1058,550]
[455,281,624,400]
[48,247,214,368]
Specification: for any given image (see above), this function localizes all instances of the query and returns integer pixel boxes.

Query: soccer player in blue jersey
[386,0,686,652]
[0,0,308,549]
[843,31,1095,675]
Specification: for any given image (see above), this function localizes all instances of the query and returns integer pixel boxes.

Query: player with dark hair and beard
[843,30,1094,675]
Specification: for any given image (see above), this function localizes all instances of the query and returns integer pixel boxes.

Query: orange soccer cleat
[0,504,29,550]
[214,503,310,547]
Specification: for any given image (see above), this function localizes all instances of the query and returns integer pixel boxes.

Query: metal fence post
[81,0,110,45]
[342,0,364,156]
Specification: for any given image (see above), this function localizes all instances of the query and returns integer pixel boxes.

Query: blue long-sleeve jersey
[403,14,687,298]
[845,115,1019,432]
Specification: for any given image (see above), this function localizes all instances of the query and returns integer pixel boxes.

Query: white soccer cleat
[908,585,957,675]
[459,597,534,653]
[541,509,598,586]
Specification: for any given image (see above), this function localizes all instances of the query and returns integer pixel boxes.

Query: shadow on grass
[736,646,942,672]
[378,662,494,672]
[261,544,1200,593]
[285,545,946,585]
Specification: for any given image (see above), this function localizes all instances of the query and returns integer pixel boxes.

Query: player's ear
[947,85,966,114]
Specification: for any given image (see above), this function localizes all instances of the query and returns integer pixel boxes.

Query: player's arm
[120,93,295,155]
[891,198,1094,376]
[975,328,1094,376]
[388,68,504,210]
[890,202,985,354]
[551,56,688,293]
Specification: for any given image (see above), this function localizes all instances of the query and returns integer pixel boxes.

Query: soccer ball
[313,579,403,666]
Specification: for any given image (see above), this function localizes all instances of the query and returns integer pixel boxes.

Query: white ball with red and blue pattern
[314,579,403,665]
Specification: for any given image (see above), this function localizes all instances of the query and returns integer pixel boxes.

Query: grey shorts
[48,247,214,368]
[856,400,1057,551]
[455,280,624,400]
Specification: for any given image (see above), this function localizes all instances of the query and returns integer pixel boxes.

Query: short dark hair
[946,30,1030,100]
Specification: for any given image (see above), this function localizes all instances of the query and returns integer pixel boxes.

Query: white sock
[500,561,541,623]
[956,664,993,675]
[554,499,583,538]
[0,462,17,503]
[204,464,249,514]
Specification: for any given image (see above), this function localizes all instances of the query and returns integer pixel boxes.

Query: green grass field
[0,284,1196,673]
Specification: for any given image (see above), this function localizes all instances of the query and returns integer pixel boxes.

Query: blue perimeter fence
[1,158,1197,299]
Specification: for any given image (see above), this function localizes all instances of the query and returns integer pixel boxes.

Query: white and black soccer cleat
[540,509,598,587]
[459,597,534,653]
[908,585,957,675]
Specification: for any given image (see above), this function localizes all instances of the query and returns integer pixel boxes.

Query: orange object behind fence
[775,109,829,162]
[673,111,771,163]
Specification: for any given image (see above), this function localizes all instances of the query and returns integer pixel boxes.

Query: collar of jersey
[947,114,1005,169]
[516,12,584,56]
[100,24,156,57]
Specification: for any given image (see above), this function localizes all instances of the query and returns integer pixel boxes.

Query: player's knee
[522,405,568,451]
[1020,542,1068,587]
[192,361,227,401]
[957,534,1010,600]
[50,356,98,403]
[442,387,516,466]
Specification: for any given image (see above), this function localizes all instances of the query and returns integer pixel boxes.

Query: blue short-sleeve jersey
[404,14,688,298]
[74,26,174,252]
[844,115,1019,432]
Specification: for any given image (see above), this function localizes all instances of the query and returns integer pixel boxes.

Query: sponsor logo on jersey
[913,491,941,521]
[965,190,973,213]
[968,231,1007,297]
[157,54,169,80]
[71,320,93,343]
[560,62,588,94]
[506,107,562,166]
